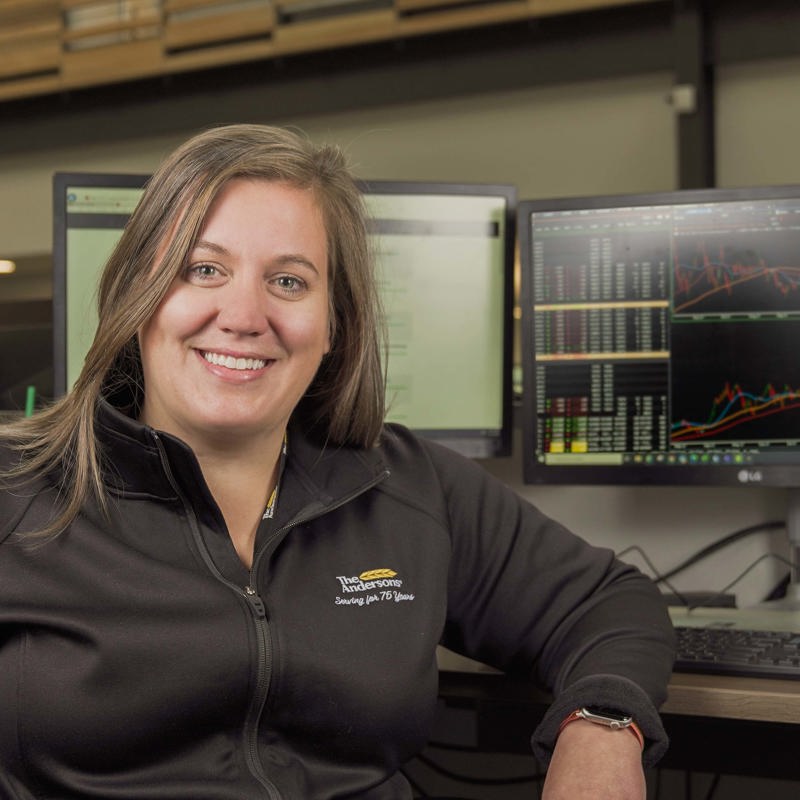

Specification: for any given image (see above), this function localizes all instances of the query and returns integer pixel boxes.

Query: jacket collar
[95,397,389,523]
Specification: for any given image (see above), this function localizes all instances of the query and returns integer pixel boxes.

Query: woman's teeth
[203,352,266,370]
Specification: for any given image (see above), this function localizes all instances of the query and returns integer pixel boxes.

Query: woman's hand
[541,718,646,799]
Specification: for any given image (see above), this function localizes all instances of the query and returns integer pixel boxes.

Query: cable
[764,572,791,602]
[654,520,783,583]
[617,520,789,605]
[685,553,794,611]
[704,774,722,800]
[616,544,692,606]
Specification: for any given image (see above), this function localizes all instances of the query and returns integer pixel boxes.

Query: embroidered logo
[334,567,415,607]
[359,568,397,581]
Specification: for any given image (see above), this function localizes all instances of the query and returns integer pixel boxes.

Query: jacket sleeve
[427,440,676,768]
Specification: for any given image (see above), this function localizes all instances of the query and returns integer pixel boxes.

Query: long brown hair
[1,124,386,539]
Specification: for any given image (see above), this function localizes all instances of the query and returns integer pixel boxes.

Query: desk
[437,607,800,780]
[659,673,800,779]
[664,671,800,723]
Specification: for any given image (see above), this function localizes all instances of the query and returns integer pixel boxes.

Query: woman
[0,124,674,799]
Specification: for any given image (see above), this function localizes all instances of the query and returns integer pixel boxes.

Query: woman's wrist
[558,707,645,751]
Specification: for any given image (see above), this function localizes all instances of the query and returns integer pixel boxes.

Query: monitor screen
[52,172,149,396]
[53,173,515,458]
[361,180,514,458]
[519,185,800,487]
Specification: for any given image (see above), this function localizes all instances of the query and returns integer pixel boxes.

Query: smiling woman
[138,178,332,565]
[0,124,675,800]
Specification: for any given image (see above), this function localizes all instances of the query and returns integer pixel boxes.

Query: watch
[558,707,644,749]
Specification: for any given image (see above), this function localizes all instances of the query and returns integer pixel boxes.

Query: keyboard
[674,624,800,680]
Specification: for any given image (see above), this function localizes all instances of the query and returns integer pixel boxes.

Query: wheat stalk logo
[359,568,397,581]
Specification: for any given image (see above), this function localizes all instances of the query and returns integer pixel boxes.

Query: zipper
[241,585,273,793]
[151,432,280,800]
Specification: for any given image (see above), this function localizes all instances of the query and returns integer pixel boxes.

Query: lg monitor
[518,186,800,605]
[53,173,515,459]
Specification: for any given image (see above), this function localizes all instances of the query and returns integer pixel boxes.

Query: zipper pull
[244,585,266,618]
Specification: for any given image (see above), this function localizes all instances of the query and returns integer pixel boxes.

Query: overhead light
[0,259,16,275]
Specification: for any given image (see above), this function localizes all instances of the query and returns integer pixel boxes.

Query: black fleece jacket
[0,400,675,799]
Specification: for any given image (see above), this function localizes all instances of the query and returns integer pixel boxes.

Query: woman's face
[138,178,331,451]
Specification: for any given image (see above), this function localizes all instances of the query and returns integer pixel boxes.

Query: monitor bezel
[361,178,516,459]
[518,183,800,487]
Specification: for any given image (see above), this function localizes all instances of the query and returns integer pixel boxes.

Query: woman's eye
[273,275,305,294]
[186,263,221,282]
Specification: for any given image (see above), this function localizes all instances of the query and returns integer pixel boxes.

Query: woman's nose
[216,279,270,336]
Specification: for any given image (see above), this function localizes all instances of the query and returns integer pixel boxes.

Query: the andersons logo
[334,568,415,607]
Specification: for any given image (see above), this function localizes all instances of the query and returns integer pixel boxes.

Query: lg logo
[737,469,763,484]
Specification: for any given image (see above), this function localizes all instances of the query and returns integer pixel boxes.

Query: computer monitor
[518,185,800,606]
[53,173,515,458]
[52,172,149,397]
[361,180,514,458]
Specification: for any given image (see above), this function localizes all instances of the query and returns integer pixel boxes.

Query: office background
[2,3,800,796]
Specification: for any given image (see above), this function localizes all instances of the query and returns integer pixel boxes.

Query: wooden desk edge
[438,649,800,725]
[663,671,800,724]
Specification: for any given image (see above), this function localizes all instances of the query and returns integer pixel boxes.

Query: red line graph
[673,242,800,313]
[672,380,800,442]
